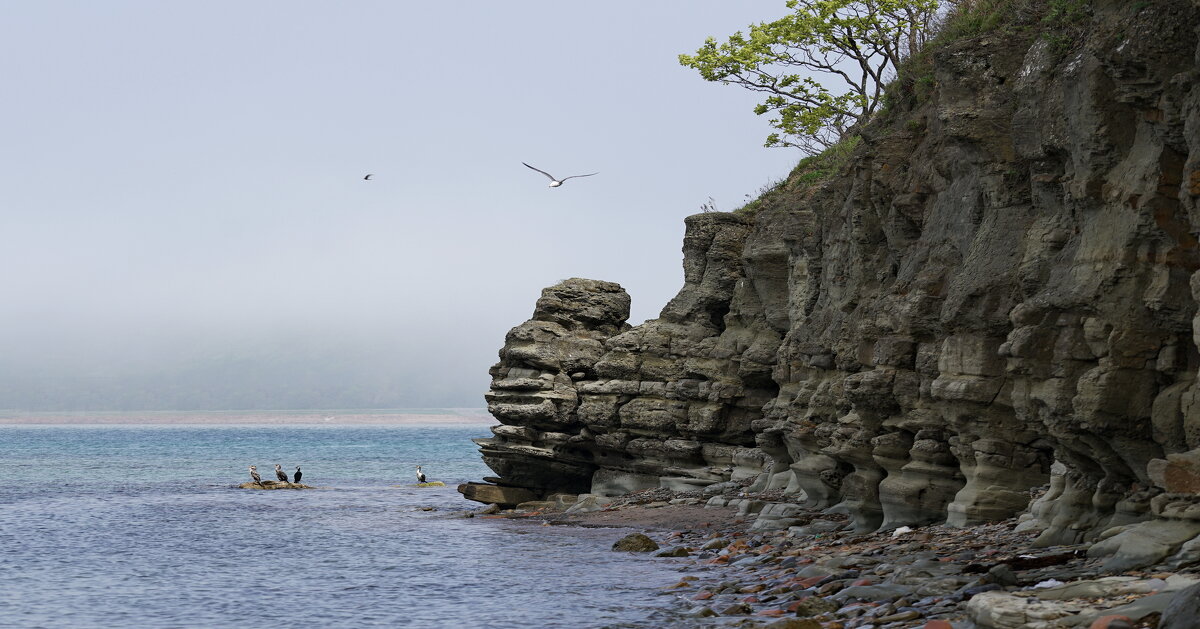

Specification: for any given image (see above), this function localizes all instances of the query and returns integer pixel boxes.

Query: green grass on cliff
[734,136,860,215]
[883,0,1091,115]
[734,0,1095,217]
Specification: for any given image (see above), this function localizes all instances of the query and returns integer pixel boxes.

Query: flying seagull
[363,174,374,180]
[522,162,598,188]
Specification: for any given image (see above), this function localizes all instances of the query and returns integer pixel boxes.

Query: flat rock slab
[458,482,538,507]
[238,481,315,490]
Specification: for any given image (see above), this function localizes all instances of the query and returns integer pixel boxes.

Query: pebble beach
[484,487,1200,629]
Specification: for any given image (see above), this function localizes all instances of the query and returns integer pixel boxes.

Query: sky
[0,1,800,411]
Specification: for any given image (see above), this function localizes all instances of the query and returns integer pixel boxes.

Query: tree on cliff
[679,0,941,154]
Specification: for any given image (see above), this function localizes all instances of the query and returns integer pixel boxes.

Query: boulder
[1159,582,1200,629]
[457,482,538,507]
[611,533,659,552]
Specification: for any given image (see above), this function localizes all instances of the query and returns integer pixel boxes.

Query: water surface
[0,425,687,628]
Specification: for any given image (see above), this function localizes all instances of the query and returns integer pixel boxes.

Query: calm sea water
[0,425,689,628]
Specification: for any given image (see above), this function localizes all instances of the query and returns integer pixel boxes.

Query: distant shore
[0,409,495,425]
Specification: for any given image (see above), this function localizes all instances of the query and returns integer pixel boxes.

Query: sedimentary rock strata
[465,0,1200,568]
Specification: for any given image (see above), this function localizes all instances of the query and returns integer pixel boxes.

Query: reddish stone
[756,609,786,617]
[849,578,874,587]
[798,576,827,588]
[923,621,954,629]
[739,584,765,593]
[784,598,810,613]
[692,591,713,601]
[1089,615,1134,629]
[741,596,760,603]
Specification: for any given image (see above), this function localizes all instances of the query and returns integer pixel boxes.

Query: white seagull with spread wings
[522,162,598,188]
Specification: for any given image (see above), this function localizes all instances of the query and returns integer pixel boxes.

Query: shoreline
[0,410,495,426]
[480,489,1199,628]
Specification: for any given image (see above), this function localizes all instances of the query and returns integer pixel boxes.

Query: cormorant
[293,466,302,484]
[522,162,598,188]
[416,465,427,483]
[275,464,288,482]
[249,465,262,485]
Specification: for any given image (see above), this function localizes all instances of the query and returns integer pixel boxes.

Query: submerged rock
[612,533,659,552]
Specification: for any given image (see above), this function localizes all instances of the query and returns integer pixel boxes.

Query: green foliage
[1041,0,1091,54]
[680,0,941,154]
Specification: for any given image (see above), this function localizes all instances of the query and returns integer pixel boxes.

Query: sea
[0,420,693,628]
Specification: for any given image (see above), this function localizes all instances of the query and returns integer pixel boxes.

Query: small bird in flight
[363,174,374,180]
[522,162,598,188]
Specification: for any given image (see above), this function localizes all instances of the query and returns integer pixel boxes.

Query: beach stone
[1088,616,1133,629]
[1086,520,1200,571]
[967,591,1075,628]
[959,583,1003,599]
[1073,591,1179,626]
[768,619,821,629]
[878,610,922,623]
[612,533,659,552]
[653,546,690,558]
[986,564,1018,586]
[563,494,613,513]
[790,596,838,617]
[922,621,954,629]
[702,538,729,550]
[686,606,717,618]
[1160,582,1200,629]
[475,503,501,515]
[515,500,557,511]
[832,583,914,602]
[720,602,751,615]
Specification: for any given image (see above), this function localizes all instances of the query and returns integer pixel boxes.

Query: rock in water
[238,481,313,490]
[611,533,659,552]
[457,482,537,507]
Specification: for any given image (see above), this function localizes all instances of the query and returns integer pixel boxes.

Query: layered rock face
[469,0,1200,567]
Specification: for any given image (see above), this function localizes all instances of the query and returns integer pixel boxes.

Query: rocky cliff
[468,0,1200,570]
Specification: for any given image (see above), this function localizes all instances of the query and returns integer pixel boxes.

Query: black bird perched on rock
[274,464,288,482]
[293,466,302,484]
[416,465,427,483]
[249,465,262,485]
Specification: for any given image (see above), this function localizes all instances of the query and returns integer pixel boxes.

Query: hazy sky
[0,1,800,411]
